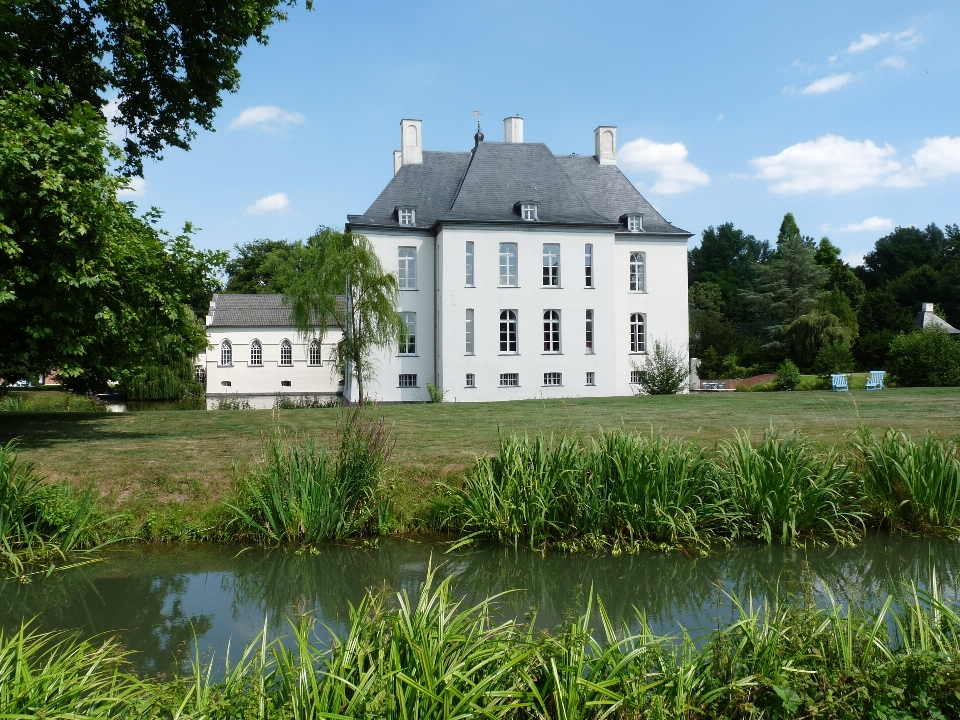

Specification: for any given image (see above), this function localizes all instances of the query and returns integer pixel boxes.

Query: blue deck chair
[831,374,849,392]
[865,370,885,390]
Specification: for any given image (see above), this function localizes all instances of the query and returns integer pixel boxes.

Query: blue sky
[117,0,960,267]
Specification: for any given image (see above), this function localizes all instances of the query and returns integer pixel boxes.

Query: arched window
[249,339,262,366]
[308,340,322,366]
[543,310,560,352]
[630,313,645,353]
[220,340,232,366]
[629,252,645,292]
[499,310,518,353]
[279,339,292,366]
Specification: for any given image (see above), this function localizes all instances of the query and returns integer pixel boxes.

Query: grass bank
[4,568,960,719]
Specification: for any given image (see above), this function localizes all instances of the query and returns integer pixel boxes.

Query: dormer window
[398,207,416,226]
[626,214,643,232]
[521,203,538,221]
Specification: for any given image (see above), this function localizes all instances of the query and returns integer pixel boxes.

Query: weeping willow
[121,356,203,400]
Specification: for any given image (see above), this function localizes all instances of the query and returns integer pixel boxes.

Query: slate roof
[207,294,340,327]
[348,141,690,236]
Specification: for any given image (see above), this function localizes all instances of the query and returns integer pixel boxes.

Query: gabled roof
[348,141,690,236]
[207,294,341,328]
[915,307,960,334]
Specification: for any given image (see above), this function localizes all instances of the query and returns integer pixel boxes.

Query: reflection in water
[1,536,959,676]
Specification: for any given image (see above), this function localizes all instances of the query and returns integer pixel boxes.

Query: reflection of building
[343,117,692,402]
[915,302,960,334]
[199,294,342,409]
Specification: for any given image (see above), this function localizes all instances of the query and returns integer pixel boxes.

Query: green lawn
[1,388,958,523]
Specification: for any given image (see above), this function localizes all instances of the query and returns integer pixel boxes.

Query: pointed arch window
[279,339,293,366]
[308,340,322,366]
[220,340,232,366]
[249,339,263,367]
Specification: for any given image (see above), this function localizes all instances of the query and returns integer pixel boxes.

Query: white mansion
[201,117,692,406]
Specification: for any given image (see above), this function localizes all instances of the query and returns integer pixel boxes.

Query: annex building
[202,117,692,406]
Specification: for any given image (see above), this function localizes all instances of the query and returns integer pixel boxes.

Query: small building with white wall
[201,117,692,405]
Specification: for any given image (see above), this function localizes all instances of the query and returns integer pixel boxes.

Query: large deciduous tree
[224,239,299,294]
[284,229,404,404]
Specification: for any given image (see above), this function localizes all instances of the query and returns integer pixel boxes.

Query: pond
[2,535,959,677]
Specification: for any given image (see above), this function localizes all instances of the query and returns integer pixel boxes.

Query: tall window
[630,313,646,353]
[629,252,645,292]
[465,242,474,286]
[400,312,417,355]
[249,339,262,366]
[308,340,322,366]
[543,310,560,352]
[398,247,417,289]
[542,244,560,286]
[279,339,293,366]
[465,309,475,354]
[586,371,595,386]
[499,243,518,286]
[584,244,593,287]
[499,310,518,353]
[220,340,232,366]
[585,310,594,353]
[398,207,416,226]
[466,373,476,388]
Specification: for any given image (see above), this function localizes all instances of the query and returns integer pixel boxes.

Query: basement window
[281,381,292,387]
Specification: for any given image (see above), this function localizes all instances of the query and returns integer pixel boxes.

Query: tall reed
[717,428,865,546]
[854,429,960,534]
[230,410,394,544]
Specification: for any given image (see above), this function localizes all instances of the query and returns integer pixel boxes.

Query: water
[2,535,959,677]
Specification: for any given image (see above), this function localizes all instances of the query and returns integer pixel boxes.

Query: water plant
[717,428,865,546]
[229,410,394,544]
[855,428,960,535]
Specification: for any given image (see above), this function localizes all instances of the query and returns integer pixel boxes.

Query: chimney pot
[400,119,422,165]
[594,126,617,165]
[504,116,524,143]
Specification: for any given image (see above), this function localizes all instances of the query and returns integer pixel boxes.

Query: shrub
[813,340,855,378]
[426,383,446,403]
[887,328,960,386]
[774,359,802,390]
[630,339,689,395]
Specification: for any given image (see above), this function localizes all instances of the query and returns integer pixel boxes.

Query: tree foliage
[224,239,299,294]
[1,0,307,174]
[887,329,960,387]
[630,340,690,395]
[284,229,404,404]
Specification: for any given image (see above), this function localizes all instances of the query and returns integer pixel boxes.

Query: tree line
[690,213,960,380]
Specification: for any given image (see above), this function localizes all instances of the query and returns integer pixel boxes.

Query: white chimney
[504,116,524,143]
[400,119,422,165]
[923,302,934,312]
[594,126,617,165]
[393,150,402,176]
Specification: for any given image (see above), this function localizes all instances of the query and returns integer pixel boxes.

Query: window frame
[543,310,561,353]
[499,309,518,353]
[398,373,418,388]
[584,244,593,288]
[630,369,641,384]
[249,339,262,367]
[399,311,417,355]
[521,203,538,221]
[279,339,293,367]
[220,340,233,367]
[629,252,646,293]
[465,308,475,355]
[308,340,322,366]
[630,313,646,354]
[499,243,518,287]
[398,247,417,290]
[465,373,476,388]
[542,244,560,287]
[398,207,416,226]
[627,214,643,233]
[585,309,594,353]
[465,241,475,287]
[499,373,520,387]
[543,371,562,387]
[586,371,595,386]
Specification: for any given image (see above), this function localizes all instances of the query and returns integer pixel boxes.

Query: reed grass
[855,429,960,535]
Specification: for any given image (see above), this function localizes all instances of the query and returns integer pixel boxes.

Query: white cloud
[839,216,894,233]
[246,192,289,214]
[751,135,900,193]
[847,29,920,54]
[117,177,146,197]
[228,105,305,130]
[801,73,853,94]
[886,136,960,188]
[619,138,710,194]
[878,55,906,69]
[844,252,866,267]
[752,135,960,193]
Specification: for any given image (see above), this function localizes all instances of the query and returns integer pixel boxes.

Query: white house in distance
[202,117,692,406]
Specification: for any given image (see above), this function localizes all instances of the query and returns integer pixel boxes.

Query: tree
[1,0,307,174]
[0,83,225,386]
[285,229,404,404]
[887,329,960,387]
[630,340,689,395]
[225,239,299,294]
